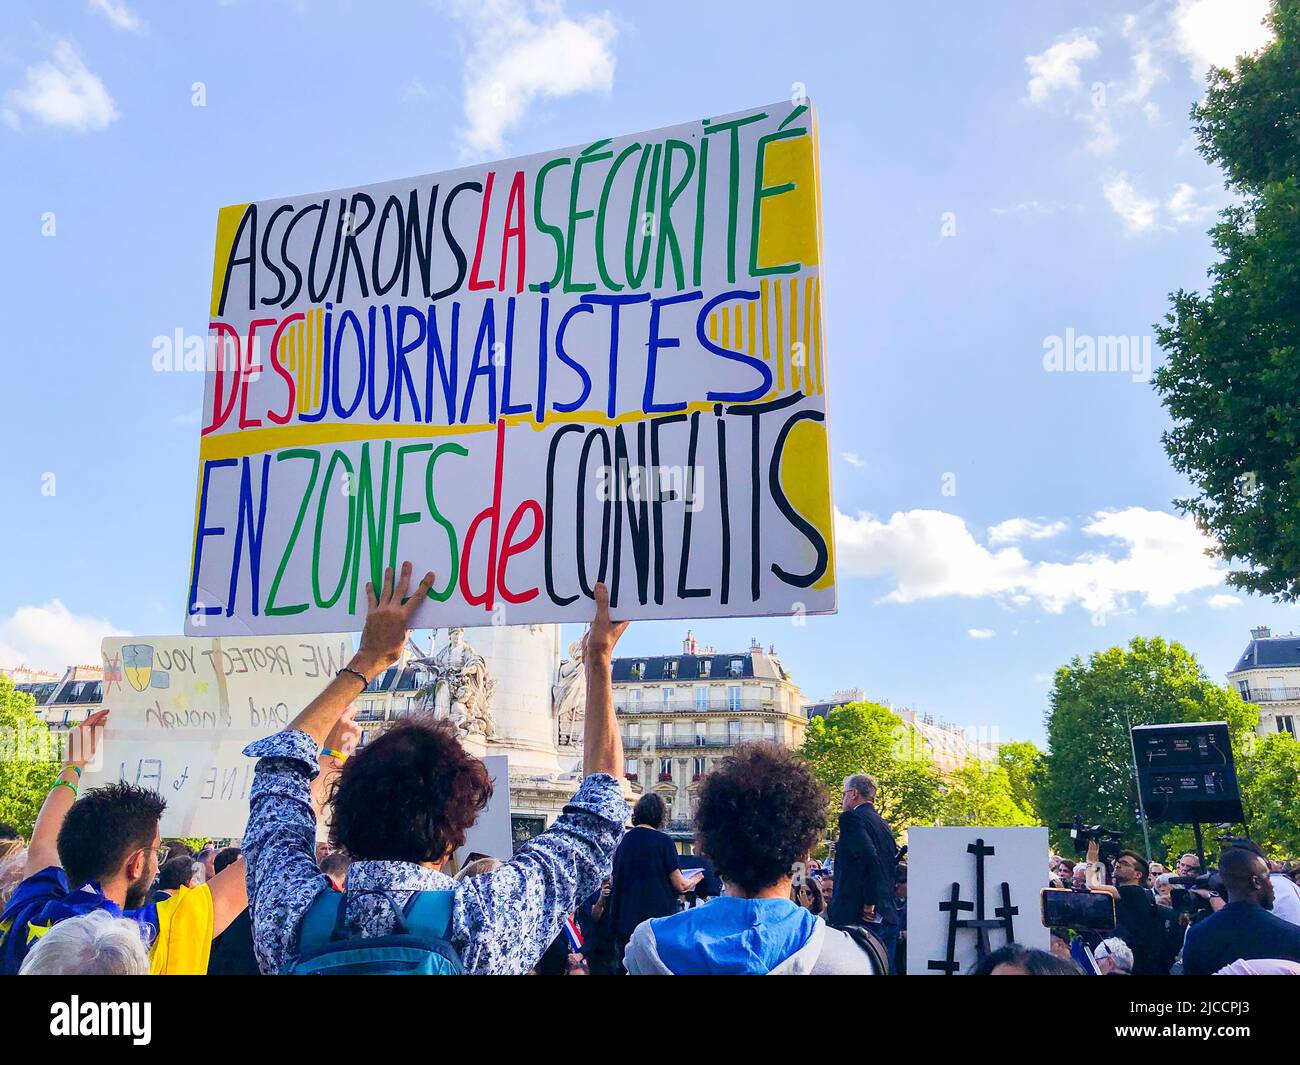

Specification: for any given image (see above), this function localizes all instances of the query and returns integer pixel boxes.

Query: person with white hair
[19,909,149,975]
[1094,936,1134,975]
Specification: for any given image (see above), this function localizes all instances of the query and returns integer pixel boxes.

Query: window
[700,659,711,678]
[631,661,645,679]
[728,685,742,710]
[1279,715,1296,736]
[729,657,744,677]
[663,686,676,706]
[667,659,679,679]
[659,758,673,780]
[695,721,706,744]
[762,721,776,740]
[625,756,638,777]
[762,685,774,704]
[693,757,706,777]
[695,685,708,710]
[728,719,741,743]
[630,688,642,704]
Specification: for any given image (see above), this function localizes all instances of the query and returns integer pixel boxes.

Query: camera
[1166,871,1219,920]
[1058,816,1125,863]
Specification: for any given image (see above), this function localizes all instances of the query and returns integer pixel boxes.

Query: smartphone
[1040,888,1116,931]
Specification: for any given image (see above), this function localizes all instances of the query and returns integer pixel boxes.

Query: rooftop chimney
[1252,625,1272,640]
[683,630,697,655]
[749,636,763,653]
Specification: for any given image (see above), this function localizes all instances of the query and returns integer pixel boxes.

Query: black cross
[927,881,972,974]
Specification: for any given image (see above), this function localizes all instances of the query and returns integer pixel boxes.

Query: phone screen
[1040,888,1117,930]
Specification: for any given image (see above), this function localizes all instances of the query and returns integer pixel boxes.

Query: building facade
[1226,625,1300,738]
[8,665,104,734]
[611,631,806,845]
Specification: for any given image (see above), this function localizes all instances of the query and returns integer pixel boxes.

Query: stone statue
[418,628,497,739]
[553,636,586,747]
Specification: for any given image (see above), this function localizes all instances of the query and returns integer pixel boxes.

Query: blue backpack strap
[296,890,346,956]
[402,890,454,940]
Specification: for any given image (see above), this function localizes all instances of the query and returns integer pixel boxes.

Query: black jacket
[1113,884,1166,975]
[828,803,897,928]
[1181,900,1300,976]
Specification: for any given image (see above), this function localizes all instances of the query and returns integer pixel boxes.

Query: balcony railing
[624,736,733,749]
[1239,687,1300,703]
[615,696,778,714]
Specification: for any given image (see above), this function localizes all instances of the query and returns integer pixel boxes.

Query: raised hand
[583,581,628,661]
[355,561,435,677]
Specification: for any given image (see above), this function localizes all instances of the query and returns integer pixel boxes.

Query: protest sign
[908,827,1050,975]
[186,100,836,636]
[84,634,352,837]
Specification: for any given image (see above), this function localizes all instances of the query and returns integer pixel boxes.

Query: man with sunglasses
[0,709,249,974]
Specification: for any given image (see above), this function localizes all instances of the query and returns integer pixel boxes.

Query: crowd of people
[1,560,1298,977]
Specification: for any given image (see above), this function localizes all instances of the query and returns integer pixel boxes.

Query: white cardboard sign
[907,827,1050,975]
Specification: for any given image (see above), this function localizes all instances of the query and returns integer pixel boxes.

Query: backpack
[287,889,463,975]
[839,922,892,975]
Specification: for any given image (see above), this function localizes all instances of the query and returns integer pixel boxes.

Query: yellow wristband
[321,748,348,764]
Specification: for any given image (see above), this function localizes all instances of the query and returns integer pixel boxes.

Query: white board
[83,634,353,837]
[907,827,1050,975]
[185,100,836,636]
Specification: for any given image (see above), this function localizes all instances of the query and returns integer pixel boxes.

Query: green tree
[798,701,944,831]
[0,675,61,837]
[996,740,1047,823]
[1237,731,1300,856]
[1153,1,1300,597]
[939,764,1038,827]
[1040,637,1257,855]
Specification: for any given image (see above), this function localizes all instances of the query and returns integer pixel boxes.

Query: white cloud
[0,600,130,672]
[4,41,118,133]
[1103,173,1159,233]
[88,0,146,33]
[1166,182,1215,224]
[840,451,866,468]
[1025,31,1100,106]
[988,518,1068,545]
[968,628,997,640]
[1169,0,1273,78]
[1207,593,1243,609]
[835,506,1225,617]
[454,0,618,155]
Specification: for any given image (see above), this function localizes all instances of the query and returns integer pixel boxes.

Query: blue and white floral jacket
[241,730,628,975]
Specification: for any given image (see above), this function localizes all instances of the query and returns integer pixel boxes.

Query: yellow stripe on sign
[774,280,785,392]
[721,307,730,348]
[812,277,824,392]
[210,204,251,317]
[310,307,323,409]
[802,276,815,395]
[747,299,757,359]
[788,278,800,393]
[761,279,771,364]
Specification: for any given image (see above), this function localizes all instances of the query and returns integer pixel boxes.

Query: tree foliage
[799,701,1044,833]
[0,676,60,837]
[1153,0,1300,596]
[1040,637,1257,855]
[1238,731,1300,856]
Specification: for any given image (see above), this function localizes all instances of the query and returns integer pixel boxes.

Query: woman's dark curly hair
[328,716,492,863]
[694,742,827,894]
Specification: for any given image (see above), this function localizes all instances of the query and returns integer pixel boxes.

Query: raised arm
[207,856,248,937]
[582,582,627,778]
[25,708,109,877]
[451,584,630,974]
[286,561,434,745]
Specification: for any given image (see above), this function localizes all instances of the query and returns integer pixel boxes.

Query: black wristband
[337,666,369,689]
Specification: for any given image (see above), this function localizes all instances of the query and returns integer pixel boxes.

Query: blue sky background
[0,0,1289,746]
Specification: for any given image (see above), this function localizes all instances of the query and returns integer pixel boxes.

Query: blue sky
[0,0,1288,746]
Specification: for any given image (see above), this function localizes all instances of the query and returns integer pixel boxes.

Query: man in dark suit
[827,773,898,971]
[1181,846,1300,975]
